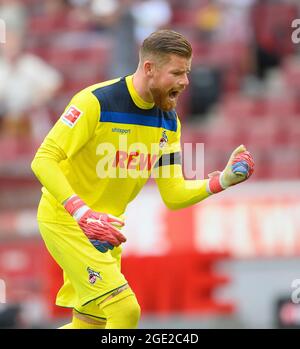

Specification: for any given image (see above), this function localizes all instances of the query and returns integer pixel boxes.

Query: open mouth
[168,90,180,100]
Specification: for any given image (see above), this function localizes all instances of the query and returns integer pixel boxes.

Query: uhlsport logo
[112,127,131,135]
[159,130,168,149]
[87,267,102,284]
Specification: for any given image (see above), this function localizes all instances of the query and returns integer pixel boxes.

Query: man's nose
[180,74,189,87]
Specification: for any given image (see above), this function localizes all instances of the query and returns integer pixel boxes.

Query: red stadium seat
[122,253,234,315]
[268,147,300,179]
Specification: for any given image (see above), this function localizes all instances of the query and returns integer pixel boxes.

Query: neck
[132,68,153,103]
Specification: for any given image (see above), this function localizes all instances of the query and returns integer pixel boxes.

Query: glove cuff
[207,173,227,194]
[64,195,89,221]
[219,171,230,189]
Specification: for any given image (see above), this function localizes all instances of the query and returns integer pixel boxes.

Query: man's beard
[150,87,177,111]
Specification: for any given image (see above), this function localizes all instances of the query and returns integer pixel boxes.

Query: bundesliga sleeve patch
[61,105,83,128]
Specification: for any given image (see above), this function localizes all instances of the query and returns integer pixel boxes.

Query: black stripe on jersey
[154,152,182,168]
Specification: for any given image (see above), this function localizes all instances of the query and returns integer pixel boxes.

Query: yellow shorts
[38,221,128,312]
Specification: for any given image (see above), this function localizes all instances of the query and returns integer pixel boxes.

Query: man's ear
[144,60,155,77]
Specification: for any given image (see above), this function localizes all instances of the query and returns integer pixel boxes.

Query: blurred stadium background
[0,0,300,329]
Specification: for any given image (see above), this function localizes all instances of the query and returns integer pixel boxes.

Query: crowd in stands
[0,0,299,179]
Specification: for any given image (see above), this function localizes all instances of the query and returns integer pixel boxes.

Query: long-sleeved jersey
[31,75,210,224]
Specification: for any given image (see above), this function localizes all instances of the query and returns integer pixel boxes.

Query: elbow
[31,157,38,176]
[160,190,186,210]
[162,194,205,211]
[162,198,182,211]
[31,156,41,179]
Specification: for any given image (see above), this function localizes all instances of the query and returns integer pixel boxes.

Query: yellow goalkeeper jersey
[33,75,184,224]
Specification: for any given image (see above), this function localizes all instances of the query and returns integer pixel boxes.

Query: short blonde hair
[140,29,192,63]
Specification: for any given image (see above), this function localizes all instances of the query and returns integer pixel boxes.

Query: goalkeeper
[31,29,254,329]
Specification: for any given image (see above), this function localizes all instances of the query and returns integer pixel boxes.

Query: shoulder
[85,77,122,95]
[90,77,127,105]
[70,78,121,107]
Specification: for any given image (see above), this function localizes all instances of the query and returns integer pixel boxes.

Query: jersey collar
[125,75,154,110]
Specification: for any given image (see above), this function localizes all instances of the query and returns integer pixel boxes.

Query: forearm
[156,145,255,210]
[31,139,75,204]
[156,176,210,210]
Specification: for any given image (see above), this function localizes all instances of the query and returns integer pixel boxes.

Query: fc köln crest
[87,267,102,284]
[159,130,168,149]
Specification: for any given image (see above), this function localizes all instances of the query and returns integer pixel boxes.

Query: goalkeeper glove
[64,195,126,253]
[207,144,254,194]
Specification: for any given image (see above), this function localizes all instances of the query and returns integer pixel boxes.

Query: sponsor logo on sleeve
[61,105,83,128]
